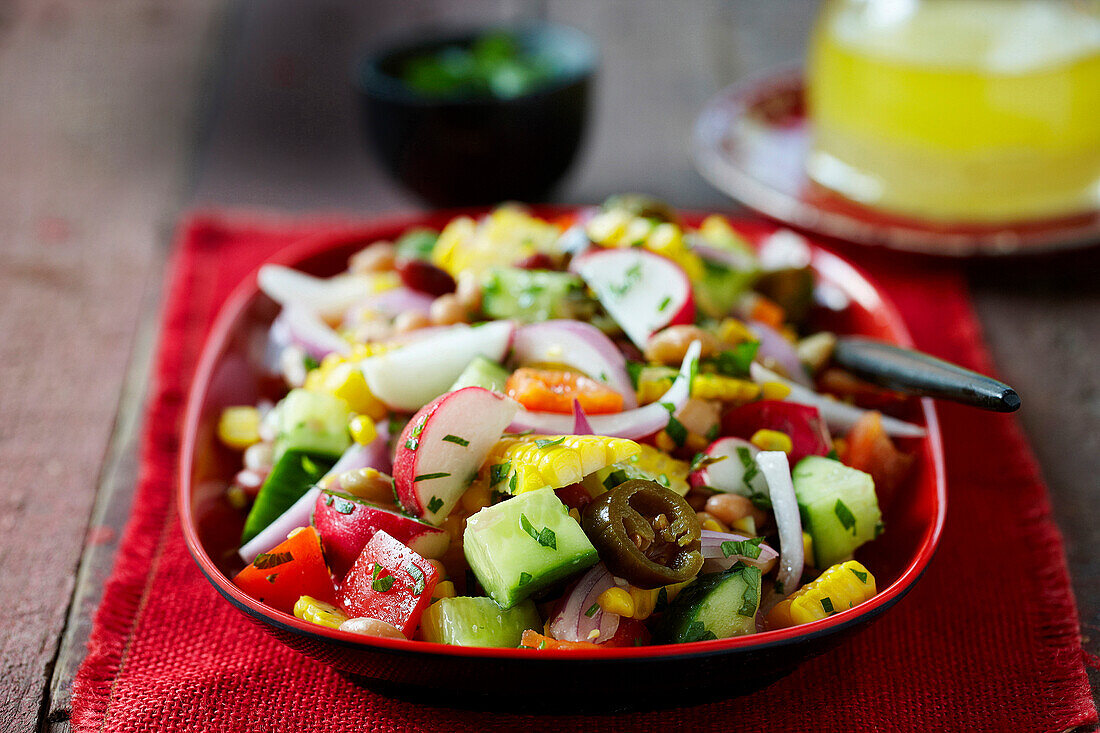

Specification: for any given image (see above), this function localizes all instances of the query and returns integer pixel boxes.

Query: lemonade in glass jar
[806,0,1100,224]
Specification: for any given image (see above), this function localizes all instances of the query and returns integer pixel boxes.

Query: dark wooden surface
[1,1,1093,730]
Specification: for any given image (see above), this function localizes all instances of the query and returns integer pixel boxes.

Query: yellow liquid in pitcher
[807,0,1100,223]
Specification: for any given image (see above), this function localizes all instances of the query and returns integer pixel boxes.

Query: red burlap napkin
[72,214,1098,732]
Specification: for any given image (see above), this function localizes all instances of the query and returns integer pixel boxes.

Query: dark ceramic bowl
[354,25,596,207]
[180,207,946,711]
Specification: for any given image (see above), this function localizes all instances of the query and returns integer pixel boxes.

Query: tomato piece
[520,629,599,650]
[336,530,439,638]
[233,527,336,614]
[602,617,652,647]
[842,411,914,503]
[817,368,909,411]
[721,400,832,464]
[505,368,624,415]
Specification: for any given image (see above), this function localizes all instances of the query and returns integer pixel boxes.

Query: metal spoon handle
[833,337,1021,413]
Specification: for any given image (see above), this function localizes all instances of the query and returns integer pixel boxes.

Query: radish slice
[699,529,778,574]
[750,363,926,438]
[755,451,803,611]
[548,563,620,643]
[751,320,811,387]
[236,430,390,563]
[571,248,694,350]
[277,306,351,360]
[258,265,376,320]
[572,399,594,435]
[511,320,636,409]
[508,340,701,439]
[690,437,769,499]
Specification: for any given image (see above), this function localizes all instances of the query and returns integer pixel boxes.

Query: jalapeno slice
[581,479,703,589]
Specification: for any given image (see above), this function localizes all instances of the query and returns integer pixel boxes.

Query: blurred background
[1,0,1097,727]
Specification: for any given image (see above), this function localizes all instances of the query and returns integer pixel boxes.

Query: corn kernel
[348,414,378,445]
[761,381,793,401]
[730,515,756,535]
[225,485,248,510]
[217,406,261,450]
[629,586,659,620]
[431,581,456,600]
[767,560,876,629]
[718,318,756,346]
[701,518,725,533]
[654,430,676,453]
[750,429,793,453]
[321,365,387,420]
[460,481,491,514]
[597,587,636,618]
[802,531,815,567]
[294,595,349,629]
[568,507,581,524]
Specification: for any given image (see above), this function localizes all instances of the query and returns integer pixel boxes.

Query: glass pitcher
[806,0,1100,224]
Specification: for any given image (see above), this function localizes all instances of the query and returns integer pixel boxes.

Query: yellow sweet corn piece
[699,215,756,252]
[597,587,635,618]
[432,207,559,277]
[802,532,815,568]
[431,580,456,600]
[586,213,705,282]
[760,381,792,401]
[637,373,760,406]
[484,435,641,494]
[348,415,378,446]
[717,318,756,346]
[294,595,349,629]
[217,406,261,450]
[303,355,387,421]
[767,560,877,629]
[750,428,793,453]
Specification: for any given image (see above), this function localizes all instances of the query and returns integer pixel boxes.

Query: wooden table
[2,2,1096,730]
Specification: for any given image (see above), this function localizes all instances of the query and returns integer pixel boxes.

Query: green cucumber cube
[793,456,883,568]
[274,388,351,461]
[421,596,540,648]
[657,564,761,643]
[464,489,598,609]
[448,355,510,393]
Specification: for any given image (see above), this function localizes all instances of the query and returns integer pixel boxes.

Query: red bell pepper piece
[336,530,439,638]
[233,526,336,614]
[721,400,832,464]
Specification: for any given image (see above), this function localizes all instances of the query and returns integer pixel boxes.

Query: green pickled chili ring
[581,479,703,589]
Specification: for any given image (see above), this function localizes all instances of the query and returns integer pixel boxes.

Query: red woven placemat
[72,214,1098,732]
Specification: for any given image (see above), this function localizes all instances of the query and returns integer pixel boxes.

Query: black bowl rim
[353,21,598,106]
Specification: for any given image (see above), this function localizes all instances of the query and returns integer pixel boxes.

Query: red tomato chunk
[337,530,439,638]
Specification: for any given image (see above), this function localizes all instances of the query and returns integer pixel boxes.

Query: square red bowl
[179,208,945,711]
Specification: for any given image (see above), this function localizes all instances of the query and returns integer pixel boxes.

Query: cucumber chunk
[694,259,757,319]
[421,596,540,647]
[274,388,351,461]
[481,268,594,324]
[464,489,598,609]
[241,449,336,544]
[657,563,762,643]
[448,355,510,393]
[793,456,882,568]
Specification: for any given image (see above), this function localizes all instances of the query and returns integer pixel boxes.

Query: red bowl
[180,208,945,711]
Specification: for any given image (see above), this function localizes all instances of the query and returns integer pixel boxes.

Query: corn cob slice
[637,373,761,406]
[766,560,877,629]
[484,435,640,495]
[293,595,349,629]
[431,207,560,277]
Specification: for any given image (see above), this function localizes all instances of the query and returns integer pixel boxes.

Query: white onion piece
[507,341,701,438]
[237,425,391,563]
[279,306,351,360]
[258,265,374,320]
[755,451,804,613]
[750,363,926,438]
[511,320,637,409]
[758,229,812,271]
[572,399,594,435]
[548,563,620,643]
[699,529,778,574]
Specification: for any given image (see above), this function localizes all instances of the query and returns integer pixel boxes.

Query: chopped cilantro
[683,621,717,642]
[834,499,857,533]
[820,597,835,615]
[302,355,320,371]
[626,361,644,390]
[655,586,669,612]
[509,472,518,493]
[713,341,759,377]
[603,469,629,490]
[537,527,557,550]
[665,415,687,447]
[411,421,424,438]
[657,295,672,312]
[705,423,720,442]
[426,496,444,513]
[519,513,539,542]
[441,434,470,447]
[253,551,293,570]
[690,452,726,473]
[720,536,764,560]
[371,571,396,593]
[609,263,643,297]
[826,448,840,461]
[850,568,868,584]
[585,603,600,618]
[489,462,511,486]
[658,473,671,488]
[265,573,278,583]
[518,572,533,586]
[535,436,567,449]
[406,565,426,595]
[333,497,355,515]
[737,566,762,616]
[413,472,450,483]
[404,438,419,450]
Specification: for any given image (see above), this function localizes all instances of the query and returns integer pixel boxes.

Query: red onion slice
[279,306,351,360]
[751,320,811,387]
[346,287,434,323]
[508,340,701,438]
[749,363,926,438]
[258,265,375,319]
[548,563,620,643]
[572,399,594,435]
[699,529,778,574]
[755,451,803,612]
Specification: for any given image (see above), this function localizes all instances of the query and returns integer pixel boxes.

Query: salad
[220,196,924,650]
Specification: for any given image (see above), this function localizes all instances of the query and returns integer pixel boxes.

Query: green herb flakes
[426,496,444,513]
[720,536,764,560]
[413,472,451,483]
[252,551,293,570]
[665,415,687,447]
[683,621,717,642]
[850,568,868,584]
[657,295,671,312]
[713,342,759,377]
[834,498,857,533]
[534,436,567,449]
[585,603,600,618]
[820,597,835,615]
[489,462,511,486]
[406,564,426,595]
[442,434,470,447]
[518,572,533,586]
[405,438,419,451]
[520,513,557,550]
